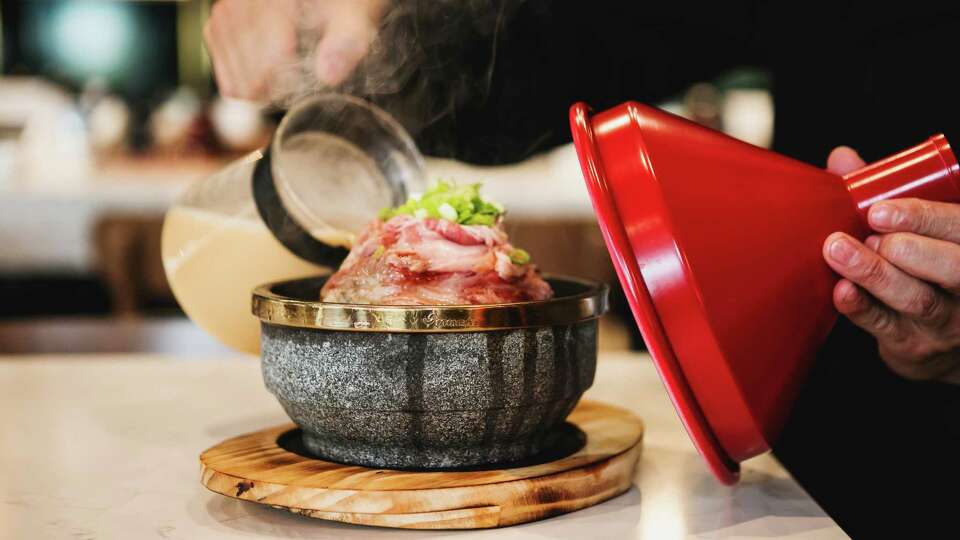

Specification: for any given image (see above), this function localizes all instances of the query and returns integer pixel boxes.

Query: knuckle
[907,199,953,239]
[859,256,888,286]
[898,199,926,230]
[905,291,945,323]
[869,307,897,335]
[915,201,936,233]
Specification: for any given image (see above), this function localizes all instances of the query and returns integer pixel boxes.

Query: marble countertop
[0,353,846,539]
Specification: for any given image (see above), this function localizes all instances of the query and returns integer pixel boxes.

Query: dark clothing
[406,1,959,167]
[374,2,960,536]
[776,318,960,538]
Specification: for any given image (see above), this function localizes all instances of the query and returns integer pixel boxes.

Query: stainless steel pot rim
[252,275,609,332]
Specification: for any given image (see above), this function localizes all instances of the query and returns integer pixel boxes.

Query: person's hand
[203,0,386,101]
[823,147,960,384]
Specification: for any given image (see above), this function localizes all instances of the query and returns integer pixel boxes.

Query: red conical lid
[571,101,960,484]
[571,102,741,483]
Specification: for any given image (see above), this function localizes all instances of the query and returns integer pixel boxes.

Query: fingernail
[829,236,857,265]
[865,235,880,251]
[869,204,898,229]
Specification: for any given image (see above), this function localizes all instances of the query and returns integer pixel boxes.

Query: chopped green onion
[509,248,531,265]
[482,196,505,213]
[465,213,496,226]
[438,202,458,221]
[379,180,506,227]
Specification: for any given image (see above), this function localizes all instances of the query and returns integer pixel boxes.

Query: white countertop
[0,353,846,539]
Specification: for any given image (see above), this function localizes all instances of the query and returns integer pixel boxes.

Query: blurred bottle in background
[79,77,130,159]
[685,82,724,132]
[660,68,774,149]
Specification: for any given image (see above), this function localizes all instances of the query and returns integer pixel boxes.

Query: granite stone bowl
[252,276,608,470]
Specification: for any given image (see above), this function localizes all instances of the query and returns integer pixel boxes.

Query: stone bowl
[252,276,608,470]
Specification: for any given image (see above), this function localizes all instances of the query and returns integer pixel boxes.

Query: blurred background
[0,0,773,354]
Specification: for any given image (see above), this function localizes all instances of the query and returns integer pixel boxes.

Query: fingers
[825,146,960,384]
[313,7,377,86]
[204,0,299,100]
[205,0,381,98]
[314,29,372,86]
[824,232,951,326]
[833,279,901,338]
[867,199,960,244]
[869,232,960,294]
[826,146,866,175]
[204,2,243,97]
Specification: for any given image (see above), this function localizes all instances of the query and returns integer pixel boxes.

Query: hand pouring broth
[160,95,422,354]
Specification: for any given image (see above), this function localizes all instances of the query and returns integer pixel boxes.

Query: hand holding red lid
[824,147,960,385]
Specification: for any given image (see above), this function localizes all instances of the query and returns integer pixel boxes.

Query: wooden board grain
[200,400,643,529]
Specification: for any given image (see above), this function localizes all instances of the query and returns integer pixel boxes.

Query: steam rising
[269,1,526,139]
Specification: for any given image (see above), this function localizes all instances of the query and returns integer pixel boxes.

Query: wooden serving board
[200,400,644,530]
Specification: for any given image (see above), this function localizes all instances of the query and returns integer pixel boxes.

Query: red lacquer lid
[570,100,960,485]
[570,102,740,483]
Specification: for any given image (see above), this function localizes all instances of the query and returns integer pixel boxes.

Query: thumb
[827,146,867,175]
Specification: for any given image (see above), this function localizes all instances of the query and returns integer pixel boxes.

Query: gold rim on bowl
[252,275,609,332]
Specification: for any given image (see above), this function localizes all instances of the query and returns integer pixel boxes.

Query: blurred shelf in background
[0,316,237,356]
[0,156,223,275]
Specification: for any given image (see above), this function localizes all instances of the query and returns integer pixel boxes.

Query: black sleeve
[774,319,960,537]
[764,2,960,164]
